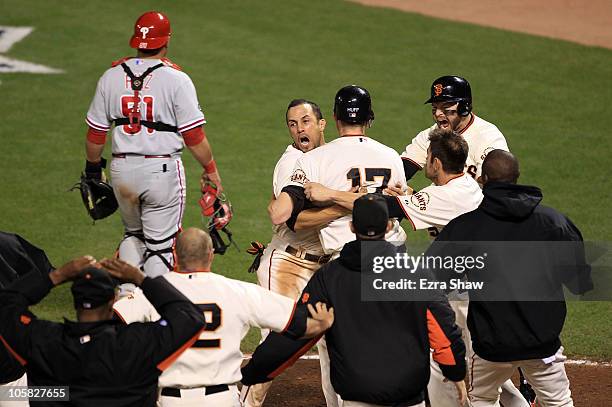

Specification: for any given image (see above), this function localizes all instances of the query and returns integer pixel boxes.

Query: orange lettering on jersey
[301,293,310,303]
[20,315,31,325]
[434,84,444,97]
[111,57,133,67]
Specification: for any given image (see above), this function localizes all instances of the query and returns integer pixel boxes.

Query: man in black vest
[427,150,592,407]
[0,255,206,407]
[242,194,467,407]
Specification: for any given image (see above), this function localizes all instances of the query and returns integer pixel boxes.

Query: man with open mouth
[401,75,509,182]
[401,77,529,407]
[241,99,349,407]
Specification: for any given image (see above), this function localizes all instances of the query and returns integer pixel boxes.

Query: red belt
[112,153,171,158]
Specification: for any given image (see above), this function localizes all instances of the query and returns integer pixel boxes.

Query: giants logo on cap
[434,84,444,96]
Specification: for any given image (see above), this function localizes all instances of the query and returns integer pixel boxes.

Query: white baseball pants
[158,385,239,406]
[469,348,573,407]
[242,246,340,407]
[110,155,186,278]
[428,300,529,407]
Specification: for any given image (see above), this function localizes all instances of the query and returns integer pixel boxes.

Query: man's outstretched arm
[304,182,364,210]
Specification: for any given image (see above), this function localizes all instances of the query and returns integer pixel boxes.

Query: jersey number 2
[193,303,222,348]
[120,95,154,135]
[347,168,391,193]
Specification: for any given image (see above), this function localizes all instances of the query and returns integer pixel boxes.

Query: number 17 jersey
[288,135,408,253]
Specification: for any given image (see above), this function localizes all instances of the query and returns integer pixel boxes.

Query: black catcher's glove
[72,158,118,221]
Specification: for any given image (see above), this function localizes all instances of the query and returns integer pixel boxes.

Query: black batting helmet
[334,85,375,124]
[425,76,472,116]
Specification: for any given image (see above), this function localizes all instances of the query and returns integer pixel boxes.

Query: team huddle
[0,10,592,407]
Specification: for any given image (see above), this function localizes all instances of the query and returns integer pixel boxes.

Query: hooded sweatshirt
[431,182,592,362]
[242,240,466,406]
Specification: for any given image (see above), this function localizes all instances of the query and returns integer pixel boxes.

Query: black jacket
[0,272,206,406]
[0,232,54,384]
[242,240,465,406]
[431,182,592,362]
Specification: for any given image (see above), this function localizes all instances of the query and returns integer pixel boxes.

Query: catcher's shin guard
[142,232,177,278]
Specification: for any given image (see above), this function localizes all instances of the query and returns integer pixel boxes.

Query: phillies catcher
[83,11,224,278]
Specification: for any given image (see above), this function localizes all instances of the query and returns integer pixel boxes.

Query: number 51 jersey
[113,271,297,388]
[86,58,206,155]
[288,135,408,253]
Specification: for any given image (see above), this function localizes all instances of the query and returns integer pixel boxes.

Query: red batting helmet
[129,11,171,50]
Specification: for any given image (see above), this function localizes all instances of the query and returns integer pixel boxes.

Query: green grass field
[1,0,611,359]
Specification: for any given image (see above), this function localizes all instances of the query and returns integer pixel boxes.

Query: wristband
[204,159,217,174]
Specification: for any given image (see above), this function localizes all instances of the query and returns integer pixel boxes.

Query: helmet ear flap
[457,99,472,116]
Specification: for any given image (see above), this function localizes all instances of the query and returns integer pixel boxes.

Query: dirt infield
[348,0,612,49]
[261,359,610,406]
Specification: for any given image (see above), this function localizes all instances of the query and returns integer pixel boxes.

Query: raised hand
[100,258,146,286]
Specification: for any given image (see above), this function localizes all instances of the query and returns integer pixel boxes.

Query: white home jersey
[270,145,325,255]
[288,136,408,253]
[396,173,483,233]
[86,58,206,155]
[113,271,296,387]
[401,115,508,178]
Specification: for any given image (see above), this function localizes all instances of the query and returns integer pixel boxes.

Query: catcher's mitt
[71,167,118,221]
[199,181,238,254]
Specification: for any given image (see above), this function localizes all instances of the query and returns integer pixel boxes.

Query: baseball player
[308,129,528,407]
[427,150,591,407]
[304,129,482,235]
[242,99,348,407]
[84,11,223,279]
[270,85,408,252]
[267,86,408,407]
[399,76,526,407]
[113,227,334,407]
[401,75,509,182]
[242,194,468,407]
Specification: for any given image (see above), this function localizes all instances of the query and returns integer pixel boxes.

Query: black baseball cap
[71,267,117,309]
[352,194,389,237]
